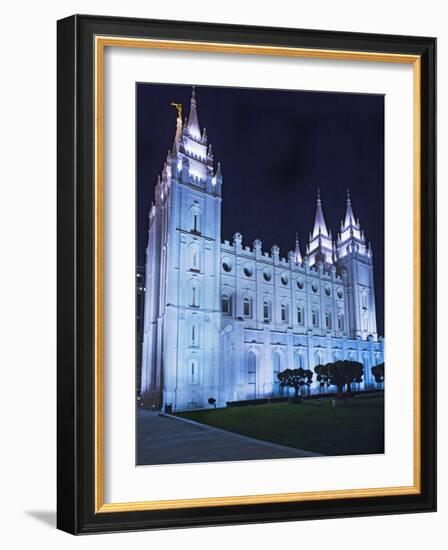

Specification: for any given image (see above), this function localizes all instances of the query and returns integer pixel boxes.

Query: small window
[281,273,288,286]
[263,300,270,322]
[192,211,200,234]
[325,284,331,296]
[297,306,303,325]
[273,353,281,384]
[248,352,256,384]
[189,283,199,307]
[191,247,200,271]
[338,312,344,330]
[312,281,319,293]
[325,311,332,329]
[281,303,287,323]
[243,297,251,318]
[222,294,230,315]
[363,311,368,331]
[263,269,272,282]
[295,353,304,369]
[222,260,232,273]
[312,308,319,327]
[337,288,343,299]
[362,292,368,309]
[190,323,199,347]
[244,265,253,278]
[297,278,304,290]
[189,359,199,385]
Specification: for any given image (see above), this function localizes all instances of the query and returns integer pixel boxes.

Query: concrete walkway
[137,408,321,466]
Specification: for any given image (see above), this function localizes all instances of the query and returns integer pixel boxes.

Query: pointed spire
[312,189,329,238]
[172,114,182,154]
[294,233,302,264]
[216,162,222,177]
[187,86,201,140]
[343,188,356,228]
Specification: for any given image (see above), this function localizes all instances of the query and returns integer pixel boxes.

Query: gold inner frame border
[94,35,421,514]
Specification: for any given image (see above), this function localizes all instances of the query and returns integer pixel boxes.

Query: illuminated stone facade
[141,89,384,411]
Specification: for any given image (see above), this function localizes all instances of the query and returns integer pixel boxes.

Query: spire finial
[317,188,321,204]
[347,188,351,202]
[294,232,302,264]
[186,85,201,139]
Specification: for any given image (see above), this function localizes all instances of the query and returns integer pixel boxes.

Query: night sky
[136,84,384,335]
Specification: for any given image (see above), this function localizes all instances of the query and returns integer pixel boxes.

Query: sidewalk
[137,408,321,465]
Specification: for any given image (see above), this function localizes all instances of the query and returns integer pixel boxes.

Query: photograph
[136,83,385,466]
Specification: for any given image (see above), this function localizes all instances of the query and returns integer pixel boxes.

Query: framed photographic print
[57,14,436,534]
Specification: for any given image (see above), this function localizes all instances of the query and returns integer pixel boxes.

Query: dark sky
[136,83,384,335]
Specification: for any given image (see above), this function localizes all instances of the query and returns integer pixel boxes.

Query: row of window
[222,294,344,329]
[186,350,382,388]
[187,283,346,331]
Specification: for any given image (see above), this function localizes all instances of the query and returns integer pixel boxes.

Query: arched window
[281,303,288,323]
[191,209,201,234]
[362,292,368,309]
[312,308,319,327]
[190,322,199,347]
[297,305,303,325]
[314,350,323,367]
[190,246,200,271]
[333,351,341,362]
[189,281,200,308]
[263,300,270,322]
[221,294,230,315]
[189,359,199,385]
[325,311,332,329]
[248,352,256,385]
[338,311,344,330]
[295,352,304,369]
[273,352,281,385]
[363,311,368,331]
[243,297,251,318]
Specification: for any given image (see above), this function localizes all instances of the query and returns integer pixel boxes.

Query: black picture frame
[57,14,436,535]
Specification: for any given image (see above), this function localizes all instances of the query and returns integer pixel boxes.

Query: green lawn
[176,396,384,456]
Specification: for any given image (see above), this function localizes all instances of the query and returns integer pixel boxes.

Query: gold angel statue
[170,102,182,119]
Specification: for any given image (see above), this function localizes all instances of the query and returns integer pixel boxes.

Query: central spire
[312,189,329,238]
[186,86,201,140]
[343,188,356,229]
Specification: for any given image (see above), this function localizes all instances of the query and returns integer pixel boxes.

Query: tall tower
[141,87,223,410]
[336,190,378,341]
[306,190,334,266]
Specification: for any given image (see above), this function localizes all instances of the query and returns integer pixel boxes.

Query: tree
[371,363,385,386]
[277,368,313,398]
[208,397,217,408]
[314,360,363,399]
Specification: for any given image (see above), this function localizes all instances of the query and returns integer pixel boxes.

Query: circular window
[297,278,304,290]
[244,265,253,278]
[325,284,331,296]
[337,288,343,299]
[222,259,232,273]
[281,273,288,285]
[311,281,319,293]
[263,269,272,282]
